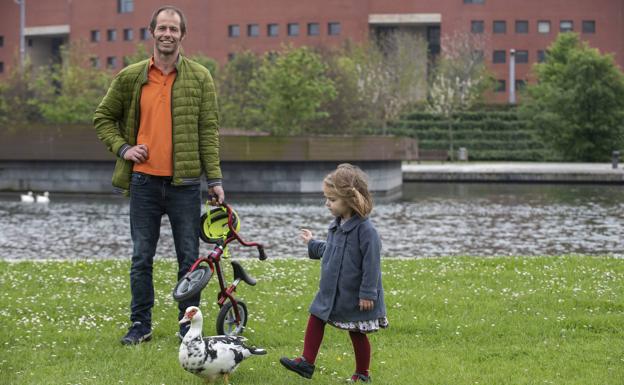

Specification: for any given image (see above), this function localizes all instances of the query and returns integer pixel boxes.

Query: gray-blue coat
[307,215,386,323]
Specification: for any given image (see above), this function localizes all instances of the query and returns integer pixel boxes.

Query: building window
[107,56,117,69]
[308,23,320,36]
[496,80,506,92]
[471,20,484,33]
[560,20,574,32]
[267,23,279,37]
[90,30,100,42]
[140,28,149,40]
[473,50,485,63]
[228,25,240,38]
[0,36,3,47]
[288,23,299,36]
[537,21,551,34]
[0,62,4,73]
[582,20,595,33]
[107,29,117,42]
[123,28,133,41]
[464,0,484,3]
[227,53,235,62]
[117,0,133,13]
[328,22,341,36]
[90,57,100,68]
[493,50,506,64]
[247,24,259,37]
[28,38,33,47]
[515,20,529,33]
[515,50,529,63]
[493,20,506,34]
[537,50,546,63]
[515,79,526,91]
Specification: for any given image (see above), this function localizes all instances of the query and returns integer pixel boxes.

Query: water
[0,183,622,260]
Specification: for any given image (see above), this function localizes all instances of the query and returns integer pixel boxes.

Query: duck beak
[179,314,192,324]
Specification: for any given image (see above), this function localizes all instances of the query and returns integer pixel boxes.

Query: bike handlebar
[216,201,268,261]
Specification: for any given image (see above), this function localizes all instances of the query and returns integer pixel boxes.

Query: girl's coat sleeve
[358,225,382,300]
[308,240,327,260]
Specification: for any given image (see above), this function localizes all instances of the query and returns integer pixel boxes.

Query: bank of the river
[1,256,621,385]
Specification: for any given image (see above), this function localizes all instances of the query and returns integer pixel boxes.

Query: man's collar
[149,54,181,71]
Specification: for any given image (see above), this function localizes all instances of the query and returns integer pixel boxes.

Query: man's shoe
[176,322,190,341]
[120,322,152,345]
[279,356,315,379]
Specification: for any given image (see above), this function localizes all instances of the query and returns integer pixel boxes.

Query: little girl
[280,163,388,383]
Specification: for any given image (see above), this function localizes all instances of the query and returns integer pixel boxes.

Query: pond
[0,183,622,260]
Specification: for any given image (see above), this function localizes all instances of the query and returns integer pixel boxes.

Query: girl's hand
[300,229,313,245]
[359,299,374,312]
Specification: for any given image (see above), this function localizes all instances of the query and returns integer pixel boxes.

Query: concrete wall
[0,160,403,194]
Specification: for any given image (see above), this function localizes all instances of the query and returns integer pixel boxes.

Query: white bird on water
[20,191,35,203]
[179,306,266,384]
[36,191,50,204]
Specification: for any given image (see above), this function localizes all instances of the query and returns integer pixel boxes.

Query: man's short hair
[149,5,187,36]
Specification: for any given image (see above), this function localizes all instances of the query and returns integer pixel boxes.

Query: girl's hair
[323,163,374,217]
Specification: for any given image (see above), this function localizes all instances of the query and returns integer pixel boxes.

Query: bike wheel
[216,300,248,336]
[172,267,212,302]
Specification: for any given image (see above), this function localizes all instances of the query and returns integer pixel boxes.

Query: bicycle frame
[186,202,266,325]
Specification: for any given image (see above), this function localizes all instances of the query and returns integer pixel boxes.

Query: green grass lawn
[0,256,622,385]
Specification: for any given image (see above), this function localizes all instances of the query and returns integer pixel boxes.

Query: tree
[217,51,263,130]
[426,31,494,160]
[249,46,336,135]
[30,42,112,124]
[352,31,429,134]
[521,33,624,161]
[0,55,43,127]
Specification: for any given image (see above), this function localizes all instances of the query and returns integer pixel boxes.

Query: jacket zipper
[170,62,178,185]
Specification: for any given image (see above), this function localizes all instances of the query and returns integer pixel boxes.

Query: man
[94,5,224,345]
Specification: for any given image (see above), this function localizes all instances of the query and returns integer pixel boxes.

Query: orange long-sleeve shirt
[133,58,177,176]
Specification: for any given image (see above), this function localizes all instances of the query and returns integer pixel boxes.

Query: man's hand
[123,144,149,164]
[300,229,313,245]
[359,299,374,312]
[208,185,225,205]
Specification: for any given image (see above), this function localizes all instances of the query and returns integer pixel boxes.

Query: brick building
[0,0,622,103]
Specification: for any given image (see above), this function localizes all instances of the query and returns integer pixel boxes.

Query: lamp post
[509,48,516,104]
[14,0,26,70]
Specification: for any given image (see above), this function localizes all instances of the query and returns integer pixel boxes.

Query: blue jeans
[129,172,201,328]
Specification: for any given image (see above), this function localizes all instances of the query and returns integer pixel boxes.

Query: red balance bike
[172,202,267,336]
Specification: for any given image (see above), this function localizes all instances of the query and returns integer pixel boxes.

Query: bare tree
[427,31,494,159]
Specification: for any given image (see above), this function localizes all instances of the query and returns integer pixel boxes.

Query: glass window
[464,0,484,3]
[288,23,299,36]
[328,22,341,36]
[515,79,526,90]
[308,23,320,36]
[537,50,546,63]
[515,50,529,63]
[267,23,279,37]
[493,20,506,34]
[496,80,506,92]
[0,62,4,73]
[140,28,149,40]
[247,24,259,37]
[471,20,484,33]
[227,53,235,62]
[107,29,116,42]
[560,20,573,32]
[90,30,100,42]
[493,50,506,64]
[515,20,529,33]
[90,57,100,68]
[582,20,595,33]
[107,56,117,69]
[228,25,240,38]
[537,21,551,34]
[117,0,133,14]
[123,28,133,41]
[0,36,3,47]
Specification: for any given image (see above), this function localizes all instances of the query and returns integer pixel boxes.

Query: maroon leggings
[302,314,371,374]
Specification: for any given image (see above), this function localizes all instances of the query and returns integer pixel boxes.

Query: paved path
[403,162,624,183]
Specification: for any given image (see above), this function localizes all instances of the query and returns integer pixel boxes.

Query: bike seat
[231,260,256,286]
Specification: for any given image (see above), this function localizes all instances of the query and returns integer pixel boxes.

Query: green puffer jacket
[93,55,222,194]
